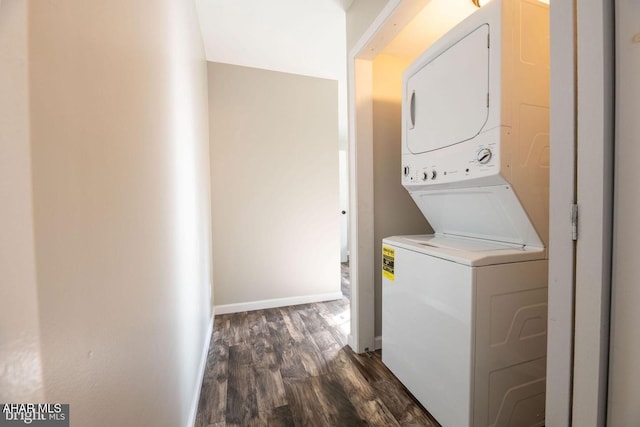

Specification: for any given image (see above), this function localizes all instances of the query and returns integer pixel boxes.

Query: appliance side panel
[474,259,548,427]
[506,0,551,247]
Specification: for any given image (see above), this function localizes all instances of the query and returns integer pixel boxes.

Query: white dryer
[381,0,550,426]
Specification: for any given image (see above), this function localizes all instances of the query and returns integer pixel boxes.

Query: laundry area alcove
[348,0,551,425]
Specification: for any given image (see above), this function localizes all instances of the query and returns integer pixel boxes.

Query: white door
[607,1,640,425]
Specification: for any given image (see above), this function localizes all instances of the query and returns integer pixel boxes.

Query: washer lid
[405,24,490,154]
[410,184,544,249]
[383,234,546,267]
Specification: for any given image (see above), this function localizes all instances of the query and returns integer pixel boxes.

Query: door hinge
[486,93,490,108]
[487,33,490,48]
[571,204,578,241]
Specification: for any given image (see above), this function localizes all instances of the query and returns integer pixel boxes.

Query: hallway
[195,301,438,427]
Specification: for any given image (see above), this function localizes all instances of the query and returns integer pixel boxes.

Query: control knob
[476,148,492,164]
[422,170,437,180]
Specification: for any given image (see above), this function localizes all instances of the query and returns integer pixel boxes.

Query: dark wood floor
[195,299,439,427]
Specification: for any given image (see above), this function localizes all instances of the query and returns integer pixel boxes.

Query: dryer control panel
[402,127,506,189]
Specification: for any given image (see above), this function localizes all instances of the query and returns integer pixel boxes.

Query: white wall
[208,62,341,312]
[0,0,45,402]
[20,1,213,426]
[196,0,346,81]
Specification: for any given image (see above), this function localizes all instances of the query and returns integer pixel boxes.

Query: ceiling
[195,0,349,80]
[380,0,478,60]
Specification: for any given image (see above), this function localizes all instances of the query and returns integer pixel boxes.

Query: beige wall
[8,1,213,425]
[208,62,341,310]
[372,54,432,336]
[0,0,45,402]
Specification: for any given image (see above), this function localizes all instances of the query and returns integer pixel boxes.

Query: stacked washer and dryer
[381,0,549,426]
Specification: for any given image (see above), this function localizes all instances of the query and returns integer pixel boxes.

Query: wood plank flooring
[195,299,439,427]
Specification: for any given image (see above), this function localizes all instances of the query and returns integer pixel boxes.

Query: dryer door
[406,24,490,154]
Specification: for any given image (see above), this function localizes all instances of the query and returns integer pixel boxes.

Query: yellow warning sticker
[382,246,395,281]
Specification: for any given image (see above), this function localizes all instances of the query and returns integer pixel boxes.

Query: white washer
[382,235,547,427]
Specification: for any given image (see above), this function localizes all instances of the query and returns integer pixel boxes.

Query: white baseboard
[214,292,343,315]
[348,334,355,350]
[374,335,382,350]
[347,334,382,353]
[188,316,213,427]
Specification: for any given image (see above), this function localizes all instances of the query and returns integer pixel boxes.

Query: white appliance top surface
[384,234,546,266]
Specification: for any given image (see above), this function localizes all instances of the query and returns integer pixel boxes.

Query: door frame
[545,0,577,424]
[347,0,430,353]
[571,0,615,425]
